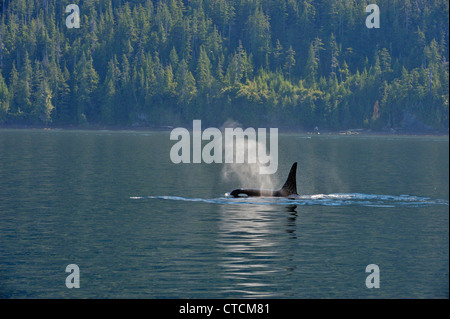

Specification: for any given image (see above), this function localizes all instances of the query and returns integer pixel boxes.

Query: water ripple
[130,193,448,208]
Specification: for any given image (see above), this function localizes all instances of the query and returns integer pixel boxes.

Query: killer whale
[229,162,298,198]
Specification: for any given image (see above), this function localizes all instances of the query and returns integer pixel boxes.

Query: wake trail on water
[130,193,449,208]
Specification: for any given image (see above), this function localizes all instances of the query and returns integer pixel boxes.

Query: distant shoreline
[0,123,448,137]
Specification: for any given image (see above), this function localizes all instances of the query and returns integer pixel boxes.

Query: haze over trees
[0,0,448,131]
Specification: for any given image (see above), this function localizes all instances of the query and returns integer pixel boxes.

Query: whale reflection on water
[216,203,298,298]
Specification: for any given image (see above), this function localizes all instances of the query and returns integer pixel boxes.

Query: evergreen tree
[246,6,271,67]
[329,33,339,78]
[305,42,318,84]
[8,63,19,115]
[176,58,197,107]
[272,39,283,70]
[284,45,295,80]
[17,52,33,117]
[196,45,213,93]
[0,72,9,122]
[36,81,54,125]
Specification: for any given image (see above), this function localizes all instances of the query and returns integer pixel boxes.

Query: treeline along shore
[0,0,448,132]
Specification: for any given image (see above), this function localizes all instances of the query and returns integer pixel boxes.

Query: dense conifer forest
[0,0,448,131]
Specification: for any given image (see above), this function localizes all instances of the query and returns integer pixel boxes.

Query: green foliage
[0,73,10,122]
[0,0,448,130]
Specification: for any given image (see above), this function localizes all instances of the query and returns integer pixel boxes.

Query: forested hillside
[0,0,448,131]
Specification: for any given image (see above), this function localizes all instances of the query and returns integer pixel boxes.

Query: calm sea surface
[0,129,448,298]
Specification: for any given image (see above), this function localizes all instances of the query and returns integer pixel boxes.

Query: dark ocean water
[0,130,448,298]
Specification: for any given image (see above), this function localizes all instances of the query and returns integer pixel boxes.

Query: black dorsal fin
[279,162,298,196]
